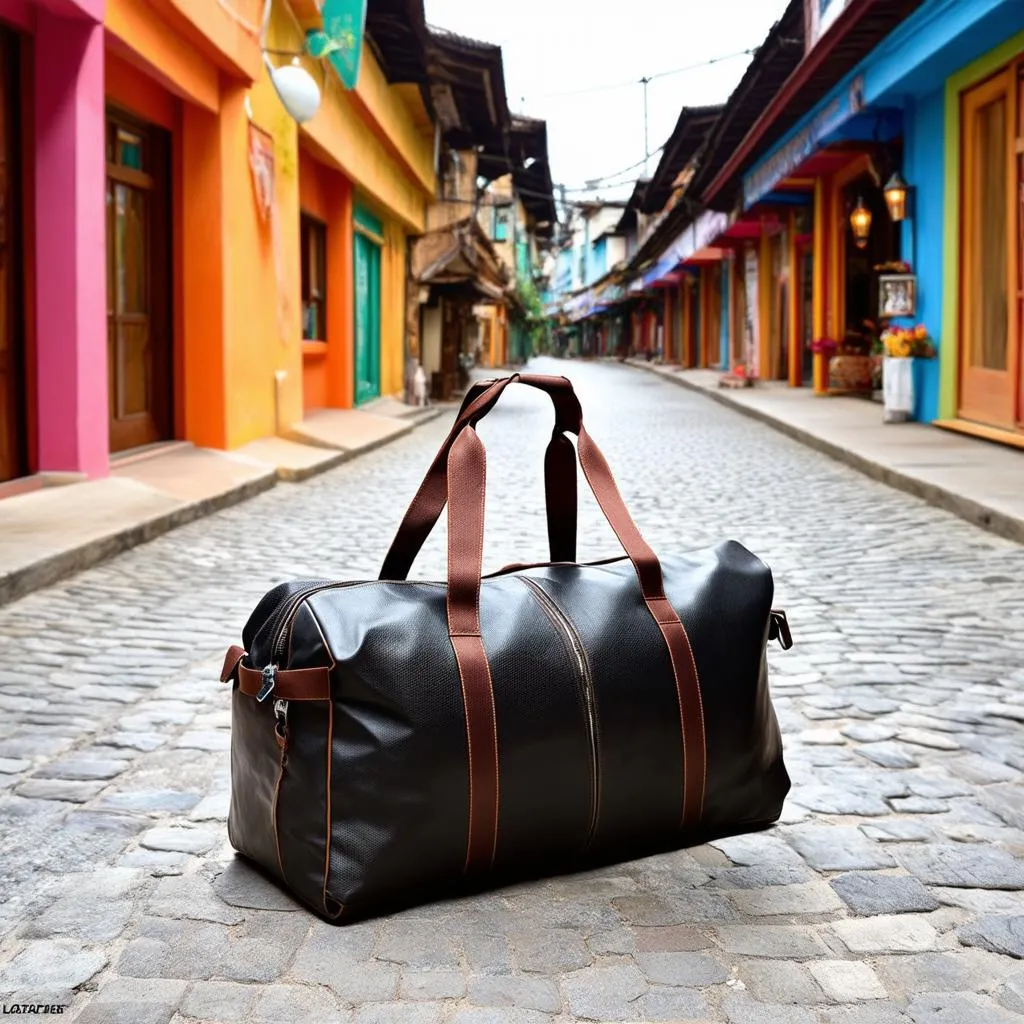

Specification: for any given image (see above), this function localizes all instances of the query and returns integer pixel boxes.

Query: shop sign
[742,75,866,209]
[807,0,853,51]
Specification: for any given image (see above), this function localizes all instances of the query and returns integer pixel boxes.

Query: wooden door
[1018,67,1024,426]
[959,67,1019,428]
[798,242,814,385]
[0,28,22,482]
[768,229,789,380]
[353,230,381,405]
[106,113,171,452]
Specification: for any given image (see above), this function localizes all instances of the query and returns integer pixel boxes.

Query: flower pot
[882,356,914,423]
[827,354,874,394]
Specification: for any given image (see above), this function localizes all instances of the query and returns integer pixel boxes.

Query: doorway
[353,229,381,405]
[841,172,899,342]
[106,110,172,453]
[0,26,23,483]
[958,63,1022,430]
[767,227,789,380]
[797,240,814,385]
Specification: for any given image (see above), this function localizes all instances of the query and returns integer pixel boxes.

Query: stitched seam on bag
[481,448,499,868]
[482,638,500,869]
[272,740,288,886]
[450,637,475,874]
[680,621,707,819]
[519,576,603,846]
[301,605,345,917]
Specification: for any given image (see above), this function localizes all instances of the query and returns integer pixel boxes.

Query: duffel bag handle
[380,374,582,581]
[442,387,706,875]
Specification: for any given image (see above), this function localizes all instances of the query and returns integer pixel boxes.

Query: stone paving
[1,357,1023,1023]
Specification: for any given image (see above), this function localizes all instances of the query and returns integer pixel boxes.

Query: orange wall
[299,147,355,410]
[106,48,178,129]
[106,0,219,113]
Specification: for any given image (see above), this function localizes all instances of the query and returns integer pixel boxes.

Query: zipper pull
[769,610,793,650]
[273,698,289,746]
[256,664,277,703]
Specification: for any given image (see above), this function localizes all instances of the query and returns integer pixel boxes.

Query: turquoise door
[353,204,382,405]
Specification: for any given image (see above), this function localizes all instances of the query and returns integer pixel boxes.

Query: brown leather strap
[447,427,499,874]
[238,665,331,701]
[379,374,582,580]
[575,426,706,826]
[221,645,246,683]
[220,646,332,702]
[442,380,707,835]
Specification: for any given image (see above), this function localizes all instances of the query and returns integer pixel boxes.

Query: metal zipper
[520,577,601,849]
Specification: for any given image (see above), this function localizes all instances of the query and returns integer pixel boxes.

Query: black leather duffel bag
[221,373,792,920]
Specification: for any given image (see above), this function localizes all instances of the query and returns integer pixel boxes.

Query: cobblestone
[830,872,940,916]
[808,960,887,1002]
[1,359,1023,1021]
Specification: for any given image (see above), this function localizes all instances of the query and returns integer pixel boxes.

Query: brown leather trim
[450,633,500,872]
[447,428,500,874]
[220,645,246,683]
[272,739,288,884]
[238,665,331,702]
[575,427,706,827]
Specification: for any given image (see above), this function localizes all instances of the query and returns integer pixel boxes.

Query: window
[300,214,327,341]
[493,207,510,242]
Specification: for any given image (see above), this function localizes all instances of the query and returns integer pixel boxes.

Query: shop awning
[639,210,731,287]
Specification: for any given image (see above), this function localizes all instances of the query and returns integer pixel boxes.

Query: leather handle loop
[379,374,582,581]
[446,415,708,834]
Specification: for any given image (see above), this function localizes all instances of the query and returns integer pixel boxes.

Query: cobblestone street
[2,357,1024,1023]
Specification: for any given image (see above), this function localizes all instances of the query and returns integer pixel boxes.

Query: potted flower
[817,335,874,394]
[720,362,754,389]
[880,324,935,423]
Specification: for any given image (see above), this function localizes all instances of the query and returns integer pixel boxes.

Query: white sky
[423,0,791,202]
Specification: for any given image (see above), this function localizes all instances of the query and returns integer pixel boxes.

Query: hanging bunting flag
[306,0,367,90]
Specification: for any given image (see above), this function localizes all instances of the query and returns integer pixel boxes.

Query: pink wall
[33,8,108,475]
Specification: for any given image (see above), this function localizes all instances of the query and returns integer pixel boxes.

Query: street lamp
[883,172,909,222]
[267,58,321,124]
[260,0,322,125]
[850,197,872,249]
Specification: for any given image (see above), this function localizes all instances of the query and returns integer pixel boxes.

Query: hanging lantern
[850,197,872,249]
[883,172,909,222]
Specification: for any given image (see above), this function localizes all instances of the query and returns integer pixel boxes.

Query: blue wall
[901,89,945,422]
[739,0,1024,421]
[588,237,608,287]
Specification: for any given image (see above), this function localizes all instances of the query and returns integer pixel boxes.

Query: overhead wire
[518,47,757,102]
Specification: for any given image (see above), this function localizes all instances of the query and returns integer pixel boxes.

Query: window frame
[300,212,328,343]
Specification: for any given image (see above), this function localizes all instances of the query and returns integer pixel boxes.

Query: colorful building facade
[0,0,435,491]
[737,0,1024,439]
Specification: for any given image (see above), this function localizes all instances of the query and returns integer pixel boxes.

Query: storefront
[942,32,1024,440]
[736,0,1024,430]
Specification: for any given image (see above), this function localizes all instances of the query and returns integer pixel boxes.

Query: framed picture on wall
[879,274,917,318]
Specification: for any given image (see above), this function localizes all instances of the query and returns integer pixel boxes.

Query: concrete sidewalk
[0,401,445,607]
[627,359,1024,545]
